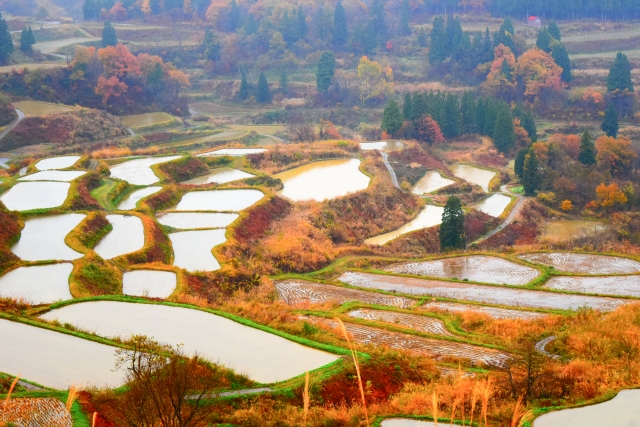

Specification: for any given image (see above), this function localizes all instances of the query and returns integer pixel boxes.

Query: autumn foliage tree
[415,115,444,145]
[357,56,394,103]
[595,136,637,177]
[514,47,565,102]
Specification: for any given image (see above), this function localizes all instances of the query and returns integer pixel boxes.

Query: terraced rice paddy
[365,205,444,246]
[541,220,607,240]
[338,272,625,311]
[420,301,546,320]
[519,252,640,274]
[109,156,181,185]
[121,112,173,128]
[122,270,177,298]
[450,164,495,191]
[347,308,453,336]
[170,189,264,212]
[93,214,145,259]
[545,276,640,297]
[412,171,455,195]
[359,141,404,151]
[1,398,73,427]
[315,318,510,366]
[13,100,77,116]
[116,186,161,210]
[197,148,266,156]
[18,170,86,182]
[0,263,72,304]
[274,159,370,202]
[475,194,511,217]
[180,167,254,185]
[0,319,123,389]
[40,301,339,384]
[0,182,70,211]
[156,212,238,229]
[12,214,85,261]
[169,229,226,271]
[275,280,415,308]
[386,256,540,285]
[533,389,640,427]
[35,156,81,170]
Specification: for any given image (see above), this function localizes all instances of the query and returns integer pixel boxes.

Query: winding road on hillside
[0,108,24,142]
[472,185,526,245]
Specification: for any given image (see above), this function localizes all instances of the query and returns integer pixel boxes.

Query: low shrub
[71,253,122,297]
[69,172,103,211]
[68,212,112,250]
[139,185,183,213]
[156,156,209,182]
[0,204,22,274]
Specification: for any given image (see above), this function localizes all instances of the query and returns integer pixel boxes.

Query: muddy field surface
[1,398,72,427]
[314,318,510,367]
[419,301,547,320]
[338,272,625,311]
[386,256,539,286]
[545,276,640,298]
[275,280,415,308]
[519,252,640,274]
[347,308,453,336]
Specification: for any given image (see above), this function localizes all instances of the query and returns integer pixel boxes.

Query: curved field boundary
[518,252,640,275]
[347,308,453,336]
[472,185,525,245]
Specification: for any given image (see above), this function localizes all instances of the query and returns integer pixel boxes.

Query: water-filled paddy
[12,214,85,261]
[35,156,81,170]
[359,141,404,151]
[156,212,238,229]
[171,189,264,212]
[0,263,72,304]
[545,276,640,297]
[122,270,176,298]
[274,159,370,202]
[121,112,173,128]
[533,389,640,427]
[0,319,123,389]
[387,256,539,285]
[13,100,77,116]
[18,170,86,182]
[116,186,161,210]
[365,205,444,246]
[382,420,464,427]
[450,164,495,191]
[180,167,254,185]
[475,194,511,217]
[109,156,181,185]
[93,215,145,259]
[40,301,339,384]
[339,272,625,311]
[0,181,70,211]
[197,148,266,156]
[541,220,607,240]
[420,301,546,320]
[519,252,640,274]
[412,171,455,194]
[169,229,226,271]
[348,308,453,336]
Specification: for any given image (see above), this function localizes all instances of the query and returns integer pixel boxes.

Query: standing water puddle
[519,252,640,274]
[18,170,86,182]
[157,212,238,229]
[274,159,370,202]
[365,205,444,246]
[35,156,81,170]
[180,167,254,185]
[116,186,162,210]
[94,215,145,259]
[412,171,455,195]
[169,229,226,271]
[450,164,495,191]
[0,263,72,304]
[171,189,264,212]
[12,214,85,261]
[197,148,266,156]
[545,276,640,297]
[474,194,511,217]
[40,301,339,384]
[123,270,176,298]
[0,182,70,211]
[360,141,404,151]
[109,156,181,185]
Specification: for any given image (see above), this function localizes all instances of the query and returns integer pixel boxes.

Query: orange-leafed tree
[595,136,637,177]
[206,0,227,25]
[482,44,517,98]
[514,48,565,99]
[415,115,444,145]
[69,46,96,81]
[595,182,628,209]
[561,199,573,211]
[95,75,128,104]
[141,0,151,16]
[109,2,127,20]
[98,44,142,79]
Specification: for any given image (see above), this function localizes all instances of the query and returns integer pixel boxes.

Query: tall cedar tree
[381,99,403,136]
[460,91,476,134]
[500,58,513,80]
[551,43,572,82]
[402,93,413,121]
[602,104,619,138]
[83,0,96,20]
[493,105,516,153]
[536,28,552,52]
[20,27,35,53]
[316,51,336,93]
[607,52,634,93]
[102,20,118,47]
[522,148,542,196]
[256,72,271,104]
[203,29,221,61]
[280,69,288,93]
[442,94,461,139]
[446,15,463,51]
[514,147,528,178]
[578,130,596,166]
[228,0,241,31]
[238,69,249,100]
[297,6,308,40]
[495,17,516,55]
[483,99,498,136]
[0,13,13,65]
[547,21,561,41]
[439,196,466,251]
[332,0,348,49]
[369,0,386,46]
[514,106,537,142]
[399,0,411,36]
[429,16,447,64]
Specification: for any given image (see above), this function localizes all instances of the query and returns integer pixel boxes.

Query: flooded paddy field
[545,276,640,297]
[40,301,339,384]
[12,214,85,261]
[338,272,625,311]
[116,186,162,210]
[93,215,145,259]
[386,256,540,286]
[450,164,495,191]
[274,159,370,202]
[420,301,546,320]
[13,100,77,116]
[0,319,123,389]
[170,189,264,212]
[34,156,81,170]
[475,194,511,217]
[122,270,177,298]
[109,156,181,185]
[275,280,416,308]
[156,212,238,229]
[0,263,72,304]
[169,229,226,271]
[519,252,640,274]
[359,141,404,151]
[365,205,444,246]
[347,308,453,336]
[412,171,455,195]
[197,148,266,157]
[0,182,70,211]
[18,170,86,182]
[180,167,254,185]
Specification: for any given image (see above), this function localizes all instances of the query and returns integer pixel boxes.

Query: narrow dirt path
[380,151,400,189]
[535,336,560,359]
[0,108,25,142]
[472,185,525,245]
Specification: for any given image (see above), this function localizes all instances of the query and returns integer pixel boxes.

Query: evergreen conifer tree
[381,99,403,136]
[483,100,498,137]
[602,104,619,137]
[399,0,411,36]
[102,20,118,47]
[316,51,335,93]
[0,13,13,66]
[332,0,348,49]
[297,6,308,40]
[522,148,542,196]
[552,43,572,82]
[256,72,271,103]
[20,27,32,53]
[228,0,241,31]
[238,69,250,100]
[514,147,528,178]
[547,21,561,41]
[536,28,552,52]
[280,69,288,93]
[500,58,512,80]
[446,15,463,51]
[578,130,597,166]
[27,27,35,46]
[442,94,461,139]
[83,0,96,20]
[429,16,447,64]
[481,27,493,62]
[439,196,466,251]
[147,62,165,94]
[244,14,258,35]
[203,29,221,61]
[607,52,634,93]
[476,98,486,135]
[460,91,477,134]
[417,28,428,47]
[403,93,413,121]
[513,106,537,142]
[492,105,516,153]
[369,0,386,45]
[494,17,515,54]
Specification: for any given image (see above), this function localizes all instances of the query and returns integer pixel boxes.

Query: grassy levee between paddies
[111,211,173,267]
[64,212,112,254]
[90,178,135,210]
[0,203,23,275]
[137,184,184,213]
[69,252,123,298]
[151,154,209,183]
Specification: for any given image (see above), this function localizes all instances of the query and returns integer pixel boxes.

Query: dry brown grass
[3,375,19,409]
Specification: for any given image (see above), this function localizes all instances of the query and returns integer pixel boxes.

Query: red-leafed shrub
[156,156,209,182]
[234,196,292,245]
